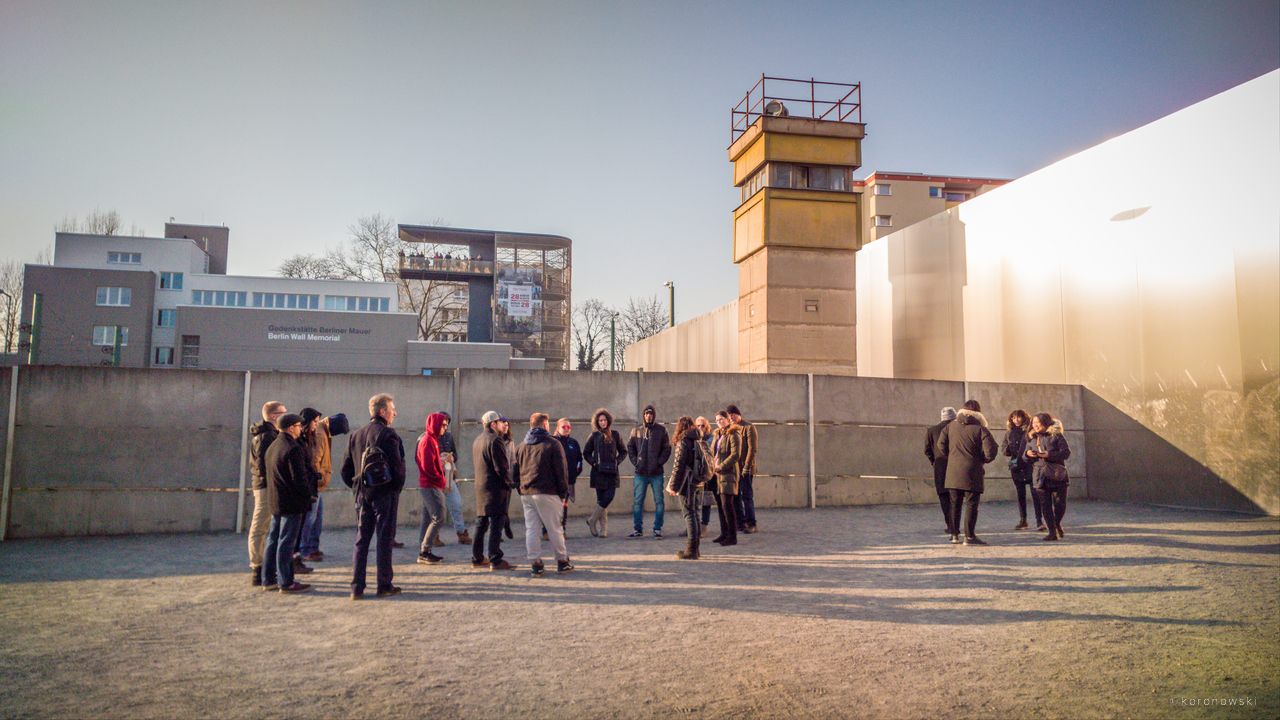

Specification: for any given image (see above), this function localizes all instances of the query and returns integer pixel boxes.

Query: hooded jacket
[554,432,583,483]
[512,426,569,498]
[303,420,333,492]
[583,408,627,490]
[1028,419,1071,489]
[249,420,280,491]
[667,428,705,497]
[416,413,449,490]
[628,404,671,476]
[937,409,999,493]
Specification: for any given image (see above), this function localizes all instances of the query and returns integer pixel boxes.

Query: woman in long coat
[583,408,627,538]
[710,410,741,547]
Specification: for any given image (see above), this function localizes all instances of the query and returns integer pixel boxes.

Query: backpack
[692,441,713,484]
[357,429,393,489]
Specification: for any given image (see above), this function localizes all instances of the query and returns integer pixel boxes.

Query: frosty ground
[0,501,1276,720]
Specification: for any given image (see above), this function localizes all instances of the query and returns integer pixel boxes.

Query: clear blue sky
[2,0,1277,319]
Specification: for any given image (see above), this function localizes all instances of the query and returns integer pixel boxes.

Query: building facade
[857,172,1008,244]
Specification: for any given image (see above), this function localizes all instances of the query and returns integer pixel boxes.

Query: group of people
[925,399,1072,545]
[246,394,763,598]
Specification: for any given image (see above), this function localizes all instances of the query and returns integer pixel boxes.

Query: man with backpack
[340,393,406,599]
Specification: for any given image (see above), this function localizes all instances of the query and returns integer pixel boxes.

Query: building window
[874,215,893,227]
[324,295,389,312]
[740,165,767,202]
[154,347,174,365]
[945,191,971,202]
[92,325,129,346]
[157,309,176,327]
[253,292,320,310]
[191,289,247,307]
[873,183,892,196]
[929,186,943,198]
[159,272,184,290]
[180,335,199,368]
[96,286,132,306]
[107,252,141,265]
[768,163,852,192]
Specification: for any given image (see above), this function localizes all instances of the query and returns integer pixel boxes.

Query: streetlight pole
[664,281,675,328]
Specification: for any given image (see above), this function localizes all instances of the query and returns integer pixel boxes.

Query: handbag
[1040,462,1069,486]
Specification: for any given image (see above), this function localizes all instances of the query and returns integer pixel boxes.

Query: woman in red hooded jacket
[416,412,450,564]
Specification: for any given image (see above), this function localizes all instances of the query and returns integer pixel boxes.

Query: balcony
[398,255,495,282]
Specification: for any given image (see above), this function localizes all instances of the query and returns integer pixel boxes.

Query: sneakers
[350,590,364,600]
[653,530,663,539]
[949,535,961,544]
[302,551,324,561]
[250,567,262,587]
[391,540,406,548]
[627,530,644,538]
[262,582,279,592]
[472,556,488,568]
[457,530,472,544]
[531,560,545,576]
[744,524,758,534]
[1042,532,1059,541]
[292,559,314,575]
[963,537,989,546]
[279,582,312,594]
[416,552,444,564]
[375,586,402,597]
[557,559,575,573]
[676,549,699,560]
[1015,520,1029,530]
[1036,523,1048,532]
[489,559,513,571]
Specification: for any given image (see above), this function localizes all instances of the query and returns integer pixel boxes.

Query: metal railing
[399,256,494,275]
[731,75,862,144]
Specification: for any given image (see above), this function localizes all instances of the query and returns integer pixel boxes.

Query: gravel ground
[0,500,1276,720]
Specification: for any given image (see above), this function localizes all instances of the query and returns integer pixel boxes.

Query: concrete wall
[0,365,1122,539]
[625,301,738,373]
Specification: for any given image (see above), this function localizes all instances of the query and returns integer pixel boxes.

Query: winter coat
[302,421,333,492]
[1028,421,1071,490]
[512,427,570,498]
[627,405,672,476]
[710,427,741,495]
[249,421,279,491]
[667,428,705,497]
[583,409,627,490]
[923,420,950,493]
[265,432,314,516]
[339,416,407,499]
[735,420,759,476]
[416,413,449,489]
[1002,423,1031,473]
[472,427,513,516]
[937,409,999,493]
[554,433,583,484]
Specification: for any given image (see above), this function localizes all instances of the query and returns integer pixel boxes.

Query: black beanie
[300,407,323,425]
[277,413,304,431]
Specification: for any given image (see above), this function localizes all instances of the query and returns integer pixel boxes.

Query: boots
[600,508,609,538]
[587,506,601,537]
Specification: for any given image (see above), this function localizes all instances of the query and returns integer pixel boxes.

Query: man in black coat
[340,393,406,599]
[627,404,672,538]
[514,413,573,575]
[261,413,313,594]
[472,410,515,570]
[247,401,285,586]
[553,417,583,531]
[937,399,1000,546]
[924,406,958,537]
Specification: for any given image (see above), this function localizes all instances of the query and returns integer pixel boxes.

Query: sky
[1,0,1277,321]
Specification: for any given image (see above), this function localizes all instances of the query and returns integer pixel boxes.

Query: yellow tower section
[729,77,866,375]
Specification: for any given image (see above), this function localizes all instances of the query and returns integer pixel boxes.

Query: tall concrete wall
[11,364,1253,540]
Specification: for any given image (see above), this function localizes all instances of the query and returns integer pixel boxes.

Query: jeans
[632,474,664,532]
[948,489,981,539]
[299,495,323,555]
[522,494,569,563]
[262,513,304,588]
[352,489,397,593]
[445,478,467,534]
[417,487,446,554]
[734,472,756,528]
[247,487,270,569]
[473,514,507,563]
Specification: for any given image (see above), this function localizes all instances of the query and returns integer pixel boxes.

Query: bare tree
[0,260,22,354]
[283,213,462,341]
[277,253,337,279]
[58,209,124,235]
[572,298,613,370]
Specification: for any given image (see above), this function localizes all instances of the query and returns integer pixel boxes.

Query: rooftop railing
[731,75,862,145]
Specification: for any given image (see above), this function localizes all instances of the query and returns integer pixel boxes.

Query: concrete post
[807,373,817,509]
[235,371,252,534]
[0,365,18,540]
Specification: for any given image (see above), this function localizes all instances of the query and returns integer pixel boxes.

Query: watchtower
[729,76,865,375]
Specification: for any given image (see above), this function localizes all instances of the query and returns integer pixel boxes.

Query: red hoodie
[416,412,448,489]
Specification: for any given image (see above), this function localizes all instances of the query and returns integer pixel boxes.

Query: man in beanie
[341,394,406,599]
[627,404,671,538]
[261,413,314,593]
[472,411,515,570]
[925,407,958,538]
